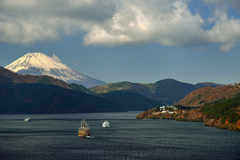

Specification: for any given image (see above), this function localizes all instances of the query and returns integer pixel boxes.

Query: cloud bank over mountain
[0,0,240,52]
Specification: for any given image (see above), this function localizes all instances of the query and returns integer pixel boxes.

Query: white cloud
[206,17,240,43]
[0,0,240,52]
[83,0,207,47]
[205,7,240,52]
[0,0,117,45]
[220,43,235,52]
[52,54,61,62]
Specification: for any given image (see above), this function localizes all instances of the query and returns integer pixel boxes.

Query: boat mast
[81,120,83,130]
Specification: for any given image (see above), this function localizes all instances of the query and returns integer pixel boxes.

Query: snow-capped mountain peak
[5,52,107,88]
[6,52,68,72]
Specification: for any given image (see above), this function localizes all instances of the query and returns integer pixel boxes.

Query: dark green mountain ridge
[0,67,126,113]
[102,91,164,111]
[0,66,96,95]
[90,79,225,104]
[0,66,163,112]
[0,66,225,113]
[0,81,126,114]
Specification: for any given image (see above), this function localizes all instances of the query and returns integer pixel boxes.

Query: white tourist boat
[24,117,32,122]
[102,120,110,128]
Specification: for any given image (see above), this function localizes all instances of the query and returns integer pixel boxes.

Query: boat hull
[24,118,32,122]
[78,129,90,137]
[102,121,110,128]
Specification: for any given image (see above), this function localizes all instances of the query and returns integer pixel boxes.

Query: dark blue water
[0,112,239,160]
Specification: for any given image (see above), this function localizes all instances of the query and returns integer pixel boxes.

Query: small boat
[24,117,32,122]
[78,119,90,138]
[102,120,110,128]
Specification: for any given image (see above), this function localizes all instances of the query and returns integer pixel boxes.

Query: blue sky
[1,0,240,85]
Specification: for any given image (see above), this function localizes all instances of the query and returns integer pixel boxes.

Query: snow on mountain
[5,52,107,88]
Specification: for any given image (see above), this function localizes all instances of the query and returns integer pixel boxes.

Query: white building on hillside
[160,105,177,114]
[159,106,166,110]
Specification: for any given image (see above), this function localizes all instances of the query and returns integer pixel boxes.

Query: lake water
[0,111,239,160]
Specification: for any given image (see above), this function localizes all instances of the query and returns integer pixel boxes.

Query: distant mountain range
[90,79,225,104]
[5,52,107,88]
[0,66,226,113]
[101,91,165,111]
[0,67,161,112]
[0,67,126,113]
[0,66,96,95]
[0,82,126,114]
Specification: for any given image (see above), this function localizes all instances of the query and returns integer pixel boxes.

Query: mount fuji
[5,52,107,88]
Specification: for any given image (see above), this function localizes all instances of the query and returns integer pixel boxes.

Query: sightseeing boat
[78,119,90,137]
[24,117,32,122]
[102,120,110,128]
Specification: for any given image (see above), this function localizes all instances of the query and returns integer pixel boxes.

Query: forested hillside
[201,95,240,127]
[175,84,240,107]
[102,91,164,111]
[136,93,240,131]
[0,82,125,113]
[0,66,95,95]
[90,79,224,104]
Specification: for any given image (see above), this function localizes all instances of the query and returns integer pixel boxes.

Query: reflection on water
[0,111,239,160]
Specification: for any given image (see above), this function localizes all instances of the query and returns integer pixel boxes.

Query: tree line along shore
[136,94,240,131]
